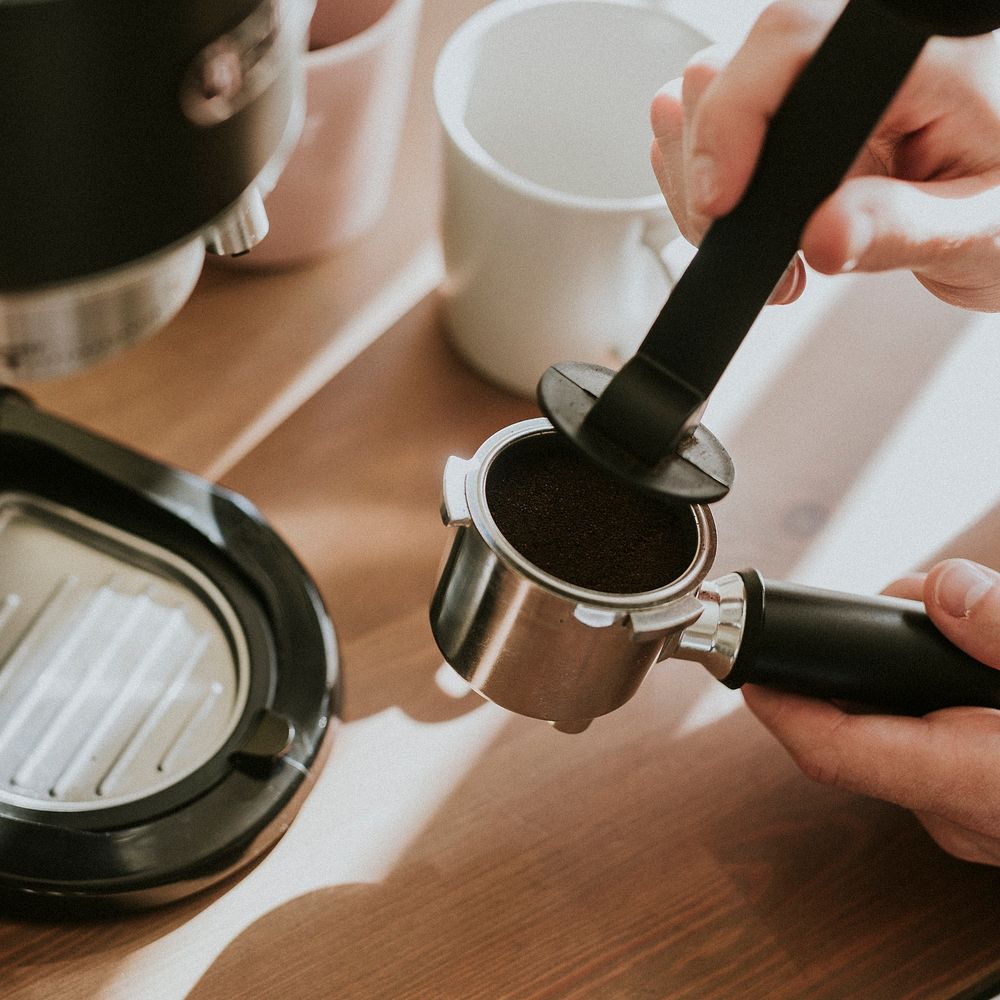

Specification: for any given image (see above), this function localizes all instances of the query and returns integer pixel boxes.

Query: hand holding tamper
[538,0,1000,504]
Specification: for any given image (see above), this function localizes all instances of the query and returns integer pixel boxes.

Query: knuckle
[791,743,846,789]
[680,44,734,111]
[755,0,839,41]
[654,77,684,108]
[683,42,730,77]
[680,59,714,102]
[681,220,706,246]
[674,207,709,245]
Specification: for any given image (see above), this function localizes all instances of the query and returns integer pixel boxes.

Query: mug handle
[640,215,696,285]
[609,217,694,364]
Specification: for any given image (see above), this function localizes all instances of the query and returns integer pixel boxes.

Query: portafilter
[430,420,1000,733]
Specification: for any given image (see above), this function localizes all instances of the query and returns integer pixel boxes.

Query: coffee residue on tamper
[484,432,698,594]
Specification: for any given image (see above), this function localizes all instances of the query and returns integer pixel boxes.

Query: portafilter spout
[538,0,1000,505]
[430,420,1000,732]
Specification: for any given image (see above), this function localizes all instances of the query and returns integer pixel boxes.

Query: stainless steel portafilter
[430,419,1000,733]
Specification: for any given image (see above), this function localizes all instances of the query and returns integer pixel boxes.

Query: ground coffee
[484,431,699,594]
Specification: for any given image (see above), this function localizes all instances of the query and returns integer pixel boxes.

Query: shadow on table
[185,692,1000,1000]
[0,868,245,999]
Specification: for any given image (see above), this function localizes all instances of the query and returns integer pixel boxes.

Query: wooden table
[6,2,1000,998]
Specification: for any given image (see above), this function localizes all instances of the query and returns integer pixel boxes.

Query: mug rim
[306,0,422,67]
[433,0,710,214]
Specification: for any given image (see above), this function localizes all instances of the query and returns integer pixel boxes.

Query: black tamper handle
[581,0,990,468]
[725,570,1000,715]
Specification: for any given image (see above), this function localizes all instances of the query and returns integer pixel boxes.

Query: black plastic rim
[0,389,338,908]
[537,362,735,504]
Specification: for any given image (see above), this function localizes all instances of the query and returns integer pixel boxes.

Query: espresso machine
[1,0,308,379]
[431,0,1000,732]
[0,0,337,909]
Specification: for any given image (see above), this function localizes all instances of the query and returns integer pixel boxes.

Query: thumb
[922,559,1000,669]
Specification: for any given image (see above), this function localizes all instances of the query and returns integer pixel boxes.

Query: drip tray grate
[0,493,249,812]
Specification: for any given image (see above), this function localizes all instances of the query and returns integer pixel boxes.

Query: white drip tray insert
[0,492,249,812]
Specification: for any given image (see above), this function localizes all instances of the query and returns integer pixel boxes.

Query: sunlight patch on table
[789,311,1000,593]
[673,679,745,737]
[98,696,507,1000]
[700,269,842,442]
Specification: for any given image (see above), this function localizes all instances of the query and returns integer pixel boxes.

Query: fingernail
[933,561,996,619]
[689,154,719,212]
[841,212,874,272]
[767,257,803,305]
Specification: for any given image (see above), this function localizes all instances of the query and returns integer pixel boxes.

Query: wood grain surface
[208,297,1000,1000]
[6,286,1000,999]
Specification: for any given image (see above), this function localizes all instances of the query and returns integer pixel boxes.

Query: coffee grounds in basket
[484,432,699,594]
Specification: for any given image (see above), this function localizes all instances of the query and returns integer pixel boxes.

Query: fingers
[650,78,690,240]
[743,685,932,805]
[678,1,841,219]
[881,559,1000,670]
[881,573,926,601]
[742,684,1000,833]
[652,1,1000,313]
[650,4,842,303]
[650,45,733,245]
[800,174,1000,310]
[679,48,728,234]
[742,558,1000,856]
[921,560,1000,669]
[650,36,808,304]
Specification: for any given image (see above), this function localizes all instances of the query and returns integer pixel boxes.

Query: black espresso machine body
[0,0,310,379]
[0,0,337,911]
[0,0,296,289]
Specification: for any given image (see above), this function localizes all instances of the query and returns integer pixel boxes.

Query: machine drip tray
[0,494,251,813]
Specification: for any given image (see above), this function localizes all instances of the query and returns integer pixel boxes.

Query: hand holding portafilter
[538,0,1000,504]
[429,422,1000,733]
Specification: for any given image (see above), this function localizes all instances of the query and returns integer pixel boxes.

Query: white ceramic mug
[234,0,423,268]
[433,0,709,396]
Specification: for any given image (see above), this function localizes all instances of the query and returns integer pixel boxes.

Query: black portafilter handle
[719,570,1000,715]
[539,0,1000,505]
